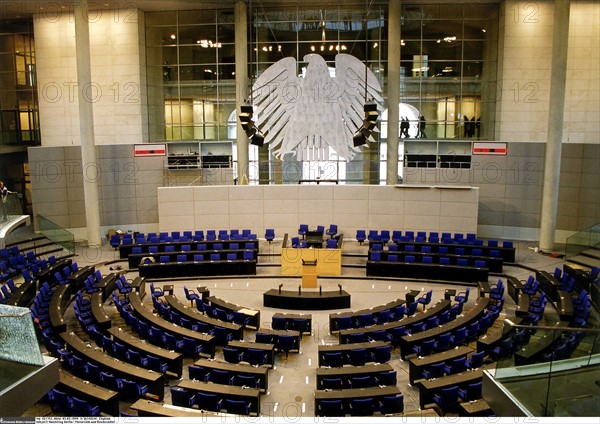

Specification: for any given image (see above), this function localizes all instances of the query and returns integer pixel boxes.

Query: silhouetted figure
[400,117,410,138]
[417,115,427,138]
[468,117,476,138]
[476,117,481,138]
[463,116,470,138]
[163,61,171,81]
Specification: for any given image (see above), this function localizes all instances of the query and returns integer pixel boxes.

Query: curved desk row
[263,288,351,310]
[329,298,405,333]
[139,259,256,279]
[128,291,216,358]
[366,260,488,283]
[194,358,269,392]
[207,295,261,329]
[58,369,119,416]
[177,379,261,416]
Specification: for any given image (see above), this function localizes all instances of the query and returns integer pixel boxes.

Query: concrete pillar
[386,0,401,185]
[74,0,101,247]
[235,1,249,184]
[539,0,570,251]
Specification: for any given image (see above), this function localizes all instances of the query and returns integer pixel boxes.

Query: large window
[145,3,498,184]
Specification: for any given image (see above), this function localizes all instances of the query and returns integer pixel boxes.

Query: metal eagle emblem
[252,53,383,161]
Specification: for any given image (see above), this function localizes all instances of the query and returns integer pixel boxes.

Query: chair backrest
[223,398,250,415]
[246,348,267,366]
[350,375,374,388]
[380,394,404,415]
[170,386,194,407]
[350,397,375,416]
[223,347,242,363]
[234,374,258,388]
[322,352,342,367]
[320,399,343,417]
[195,392,221,411]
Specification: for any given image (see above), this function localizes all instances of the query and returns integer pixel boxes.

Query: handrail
[504,318,600,334]
[37,214,75,254]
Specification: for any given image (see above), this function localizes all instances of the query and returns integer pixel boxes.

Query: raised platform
[263,287,351,310]
[0,215,31,249]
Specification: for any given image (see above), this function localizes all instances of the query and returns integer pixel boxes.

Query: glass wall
[145,3,498,184]
[0,19,39,145]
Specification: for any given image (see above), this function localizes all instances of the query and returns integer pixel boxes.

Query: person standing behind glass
[418,115,427,138]
[0,181,13,222]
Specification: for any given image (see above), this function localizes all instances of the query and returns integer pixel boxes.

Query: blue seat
[319,399,344,417]
[444,356,468,375]
[170,386,195,407]
[272,315,288,330]
[405,255,415,263]
[71,396,102,416]
[246,348,268,366]
[435,332,453,351]
[182,336,203,357]
[350,375,375,389]
[417,289,433,310]
[196,392,222,412]
[350,397,375,416]
[372,345,391,363]
[121,378,149,399]
[413,339,435,357]
[126,349,148,367]
[188,364,208,381]
[455,287,470,303]
[422,362,446,379]
[164,332,183,350]
[213,326,233,345]
[466,351,486,369]
[321,377,343,390]
[458,381,483,401]
[348,348,368,366]
[326,224,338,238]
[255,332,275,344]
[375,370,397,386]
[100,371,123,391]
[433,385,460,413]
[298,224,309,238]
[277,334,296,358]
[265,228,275,243]
[233,374,259,389]
[146,354,168,373]
[223,399,251,415]
[336,315,353,331]
[223,347,244,364]
[209,368,234,385]
[291,317,310,334]
[379,394,404,415]
[322,352,343,367]
[356,230,366,244]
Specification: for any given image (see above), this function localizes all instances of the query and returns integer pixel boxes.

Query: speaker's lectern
[301,259,318,288]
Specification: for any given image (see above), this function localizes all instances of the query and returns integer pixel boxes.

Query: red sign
[134,144,166,157]
[473,142,507,155]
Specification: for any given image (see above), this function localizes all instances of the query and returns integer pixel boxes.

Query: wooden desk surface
[130,399,221,417]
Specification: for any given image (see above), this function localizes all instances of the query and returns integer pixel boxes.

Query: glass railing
[492,321,600,417]
[565,223,600,259]
[38,214,75,254]
[0,192,23,224]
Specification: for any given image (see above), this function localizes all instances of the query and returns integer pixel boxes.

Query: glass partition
[493,321,600,416]
[1,192,23,223]
[38,214,75,254]
[566,223,600,259]
[0,304,45,366]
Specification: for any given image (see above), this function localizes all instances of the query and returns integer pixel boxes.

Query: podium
[301,259,317,288]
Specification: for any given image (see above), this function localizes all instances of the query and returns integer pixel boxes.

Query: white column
[386,0,401,185]
[74,0,101,247]
[235,1,249,184]
[539,0,570,251]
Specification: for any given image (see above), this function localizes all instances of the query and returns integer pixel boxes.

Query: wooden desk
[476,317,522,354]
[90,292,112,330]
[130,399,220,417]
[96,273,119,302]
[280,247,342,276]
[66,265,95,291]
[418,369,483,408]
[178,379,261,415]
[128,292,216,358]
[338,299,452,345]
[459,399,493,416]
[316,363,394,389]
[264,288,351,310]
[207,295,260,329]
[5,279,36,307]
[37,259,72,286]
[194,358,269,392]
[408,346,473,385]
[227,340,275,367]
[164,295,243,340]
[406,289,421,304]
[58,369,119,416]
[107,327,183,378]
[139,259,256,279]
[59,331,165,401]
[507,276,523,302]
[318,341,390,366]
[366,261,488,283]
[314,386,401,416]
[398,298,490,359]
[513,324,566,366]
[536,271,574,320]
[49,283,72,333]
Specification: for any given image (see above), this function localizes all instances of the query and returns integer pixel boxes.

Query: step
[581,248,600,261]
[567,254,600,269]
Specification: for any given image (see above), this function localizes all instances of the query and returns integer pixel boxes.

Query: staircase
[566,223,600,270]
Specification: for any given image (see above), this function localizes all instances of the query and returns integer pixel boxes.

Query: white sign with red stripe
[473,142,507,155]
[134,144,166,157]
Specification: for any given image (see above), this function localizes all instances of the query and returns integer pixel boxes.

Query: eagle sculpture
[252,53,383,162]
